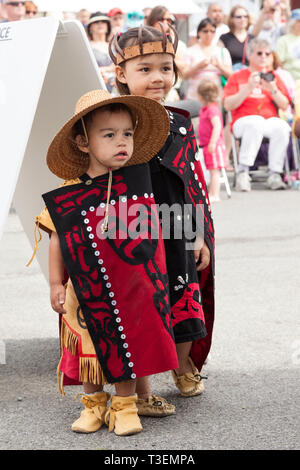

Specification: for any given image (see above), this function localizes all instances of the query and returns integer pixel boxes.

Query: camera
[260,71,275,82]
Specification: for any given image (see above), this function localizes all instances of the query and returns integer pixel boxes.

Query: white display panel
[0,17,105,278]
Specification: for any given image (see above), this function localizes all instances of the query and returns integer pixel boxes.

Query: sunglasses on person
[256,51,271,56]
[200,29,216,34]
[6,1,25,6]
[158,17,174,25]
[233,15,249,19]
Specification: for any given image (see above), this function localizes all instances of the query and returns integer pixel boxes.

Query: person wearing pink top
[197,80,226,202]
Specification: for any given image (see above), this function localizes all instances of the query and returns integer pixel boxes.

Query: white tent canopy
[35,0,202,15]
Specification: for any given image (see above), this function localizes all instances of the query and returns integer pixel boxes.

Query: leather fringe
[57,319,107,395]
[79,357,106,386]
[61,320,78,355]
[26,221,42,267]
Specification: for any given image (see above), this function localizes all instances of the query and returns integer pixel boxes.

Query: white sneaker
[266,173,286,190]
[235,172,251,192]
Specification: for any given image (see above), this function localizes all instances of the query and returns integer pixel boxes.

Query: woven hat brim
[46,93,170,180]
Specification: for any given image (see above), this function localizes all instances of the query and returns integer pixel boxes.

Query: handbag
[220,47,228,87]
[232,35,249,72]
[221,35,249,85]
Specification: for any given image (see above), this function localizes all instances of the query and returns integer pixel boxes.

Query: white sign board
[0,17,105,279]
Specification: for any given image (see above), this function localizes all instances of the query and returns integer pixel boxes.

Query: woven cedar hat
[46,89,170,180]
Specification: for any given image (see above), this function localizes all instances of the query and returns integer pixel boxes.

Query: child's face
[116,53,175,102]
[77,109,134,176]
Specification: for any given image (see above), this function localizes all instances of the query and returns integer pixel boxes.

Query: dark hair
[146,5,169,26]
[113,26,178,95]
[72,103,135,146]
[87,12,111,41]
[197,17,217,36]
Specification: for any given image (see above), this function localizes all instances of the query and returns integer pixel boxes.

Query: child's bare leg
[135,376,151,400]
[172,341,204,396]
[209,169,221,200]
[175,341,193,375]
[115,379,137,397]
[83,382,103,394]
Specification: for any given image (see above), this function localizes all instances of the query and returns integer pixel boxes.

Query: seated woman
[223,38,291,191]
[182,17,232,101]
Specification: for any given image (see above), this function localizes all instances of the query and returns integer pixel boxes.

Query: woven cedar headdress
[108,24,178,65]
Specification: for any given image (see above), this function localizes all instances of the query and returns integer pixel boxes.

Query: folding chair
[229,111,295,188]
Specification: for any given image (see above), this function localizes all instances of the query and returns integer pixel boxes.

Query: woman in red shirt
[223,37,291,191]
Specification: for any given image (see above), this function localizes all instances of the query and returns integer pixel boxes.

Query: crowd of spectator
[1,0,300,195]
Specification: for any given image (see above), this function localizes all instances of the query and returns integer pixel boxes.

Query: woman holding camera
[223,37,291,192]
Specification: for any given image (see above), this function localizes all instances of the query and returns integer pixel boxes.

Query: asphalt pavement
[0,183,300,451]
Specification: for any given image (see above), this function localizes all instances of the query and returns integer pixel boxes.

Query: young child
[33,89,179,436]
[197,80,226,202]
[110,26,215,400]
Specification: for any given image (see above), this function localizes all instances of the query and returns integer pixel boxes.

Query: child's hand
[210,56,221,69]
[197,58,210,69]
[194,241,210,271]
[50,284,67,314]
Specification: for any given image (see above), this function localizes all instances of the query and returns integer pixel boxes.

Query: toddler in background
[197,80,226,202]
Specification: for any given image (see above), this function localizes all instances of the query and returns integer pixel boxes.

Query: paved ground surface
[0,183,300,451]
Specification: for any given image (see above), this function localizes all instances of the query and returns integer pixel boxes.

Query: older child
[197,80,226,202]
[34,89,178,436]
[111,26,215,400]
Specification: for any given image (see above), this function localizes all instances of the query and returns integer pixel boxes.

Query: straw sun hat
[46,89,170,180]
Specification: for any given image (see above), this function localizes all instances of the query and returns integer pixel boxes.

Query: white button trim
[83,208,134,377]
